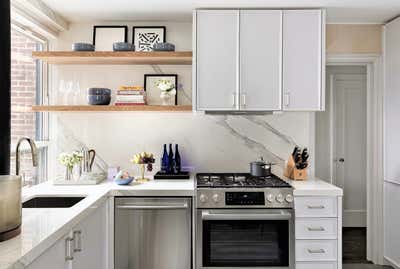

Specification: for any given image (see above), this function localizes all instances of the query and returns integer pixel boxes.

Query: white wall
[48,21,314,178]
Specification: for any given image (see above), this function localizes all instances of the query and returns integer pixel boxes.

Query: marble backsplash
[48,112,313,179]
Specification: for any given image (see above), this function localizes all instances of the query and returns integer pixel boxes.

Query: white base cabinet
[26,199,109,269]
[294,196,342,269]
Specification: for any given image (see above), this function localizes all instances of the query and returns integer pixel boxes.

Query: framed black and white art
[133,26,166,52]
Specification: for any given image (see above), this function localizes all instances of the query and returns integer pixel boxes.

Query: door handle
[117,203,189,210]
[338,158,345,163]
[202,210,292,220]
[307,205,325,209]
[241,93,246,107]
[232,93,236,108]
[307,226,325,232]
[65,237,74,261]
[73,230,82,252]
[284,92,290,107]
[308,248,326,254]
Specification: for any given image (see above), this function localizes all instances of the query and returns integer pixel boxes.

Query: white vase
[160,94,172,106]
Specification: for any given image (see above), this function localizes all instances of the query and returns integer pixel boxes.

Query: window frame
[10,23,49,186]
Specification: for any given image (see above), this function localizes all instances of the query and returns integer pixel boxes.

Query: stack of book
[115,86,146,106]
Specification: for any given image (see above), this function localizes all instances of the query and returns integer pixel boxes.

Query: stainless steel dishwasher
[115,197,192,269]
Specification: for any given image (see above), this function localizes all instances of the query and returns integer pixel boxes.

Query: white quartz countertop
[0,174,340,269]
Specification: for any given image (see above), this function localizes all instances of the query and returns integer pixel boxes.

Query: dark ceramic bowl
[87,88,111,96]
[153,42,175,51]
[87,94,111,105]
[72,43,95,51]
[113,42,135,51]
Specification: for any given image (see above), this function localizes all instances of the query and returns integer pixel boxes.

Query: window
[10,27,48,186]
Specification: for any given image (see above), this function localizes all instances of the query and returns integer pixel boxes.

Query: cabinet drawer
[296,218,338,239]
[295,197,337,217]
[296,262,337,269]
[296,240,337,261]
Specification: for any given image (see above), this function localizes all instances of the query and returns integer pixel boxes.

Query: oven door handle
[201,210,292,220]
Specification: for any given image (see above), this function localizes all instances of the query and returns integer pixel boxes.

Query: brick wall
[10,29,39,183]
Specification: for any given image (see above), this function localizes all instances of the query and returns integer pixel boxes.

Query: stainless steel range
[196,173,294,269]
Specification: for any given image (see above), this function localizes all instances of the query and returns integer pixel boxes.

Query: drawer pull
[307,248,326,254]
[307,205,325,209]
[307,226,325,232]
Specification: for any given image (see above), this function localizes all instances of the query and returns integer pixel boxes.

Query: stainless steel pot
[250,157,271,177]
[0,175,22,241]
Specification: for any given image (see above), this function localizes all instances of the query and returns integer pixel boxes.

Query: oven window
[203,220,289,267]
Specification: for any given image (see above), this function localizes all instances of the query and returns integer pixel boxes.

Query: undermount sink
[22,196,85,208]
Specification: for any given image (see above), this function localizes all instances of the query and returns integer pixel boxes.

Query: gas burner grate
[196,173,291,188]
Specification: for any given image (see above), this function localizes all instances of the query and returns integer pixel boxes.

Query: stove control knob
[199,194,208,203]
[267,194,275,203]
[276,194,284,203]
[212,194,220,203]
[285,194,294,203]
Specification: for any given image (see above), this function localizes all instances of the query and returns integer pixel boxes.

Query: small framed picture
[133,26,166,52]
[93,26,128,51]
[144,74,178,106]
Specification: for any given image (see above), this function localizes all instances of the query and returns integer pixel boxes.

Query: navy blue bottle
[174,144,181,173]
[168,144,174,174]
[161,144,169,173]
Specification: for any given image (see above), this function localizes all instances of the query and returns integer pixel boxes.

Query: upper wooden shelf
[31,105,193,112]
[32,51,193,65]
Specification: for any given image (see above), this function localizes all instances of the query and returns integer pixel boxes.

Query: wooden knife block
[284,155,308,181]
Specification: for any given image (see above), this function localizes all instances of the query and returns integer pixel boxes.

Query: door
[115,198,192,269]
[27,234,72,269]
[384,17,400,267]
[283,10,323,111]
[197,209,293,268]
[196,10,239,110]
[72,200,108,269]
[239,10,282,111]
[333,74,367,227]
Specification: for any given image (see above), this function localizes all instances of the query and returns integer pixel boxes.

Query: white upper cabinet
[196,10,239,110]
[240,10,282,111]
[194,9,325,112]
[282,10,325,111]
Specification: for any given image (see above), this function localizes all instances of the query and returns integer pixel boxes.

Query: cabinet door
[196,10,239,110]
[27,234,72,269]
[240,10,282,111]
[72,200,108,269]
[283,10,324,111]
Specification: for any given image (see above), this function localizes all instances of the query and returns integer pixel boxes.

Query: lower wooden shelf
[31,105,193,112]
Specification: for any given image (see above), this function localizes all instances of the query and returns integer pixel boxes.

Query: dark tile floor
[343,227,393,269]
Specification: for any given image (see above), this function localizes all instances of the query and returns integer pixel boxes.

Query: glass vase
[65,166,73,181]
[136,164,150,183]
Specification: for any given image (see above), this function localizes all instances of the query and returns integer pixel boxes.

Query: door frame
[324,54,384,265]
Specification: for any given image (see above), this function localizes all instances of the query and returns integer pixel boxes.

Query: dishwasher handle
[117,203,189,210]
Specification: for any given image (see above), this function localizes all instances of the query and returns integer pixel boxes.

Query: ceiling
[41,0,400,23]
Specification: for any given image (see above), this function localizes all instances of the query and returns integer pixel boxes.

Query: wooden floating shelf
[31,105,193,112]
[32,51,193,65]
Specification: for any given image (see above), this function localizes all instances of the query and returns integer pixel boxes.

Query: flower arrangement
[131,152,155,183]
[58,151,83,180]
[156,79,176,102]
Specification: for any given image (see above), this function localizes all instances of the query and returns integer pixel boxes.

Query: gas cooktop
[196,173,291,188]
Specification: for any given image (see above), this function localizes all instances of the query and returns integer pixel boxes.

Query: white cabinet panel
[72,200,108,269]
[296,218,338,240]
[384,17,400,183]
[283,10,324,111]
[296,240,337,262]
[239,10,282,110]
[27,234,71,269]
[196,10,239,110]
[384,182,400,266]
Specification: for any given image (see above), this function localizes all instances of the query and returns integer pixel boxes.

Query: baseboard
[384,256,400,269]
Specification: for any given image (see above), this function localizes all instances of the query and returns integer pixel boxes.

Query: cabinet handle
[308,248,326,254]
[73,230,82,252]
[307,205,325,209]
[284,92,290,107]
[241,94,246,107]
[307,226,325,232]
[65,237,74,261]
[232,93,236,107]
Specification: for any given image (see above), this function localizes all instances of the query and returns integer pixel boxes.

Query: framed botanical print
[93,25,128,51]
[133,26,166,52]
[144,74,178,106]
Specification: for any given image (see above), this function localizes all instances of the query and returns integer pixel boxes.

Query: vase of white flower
[156,79,176,106]
[58,151,83,181]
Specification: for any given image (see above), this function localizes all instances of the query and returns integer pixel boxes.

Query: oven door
[196,209,293,269]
